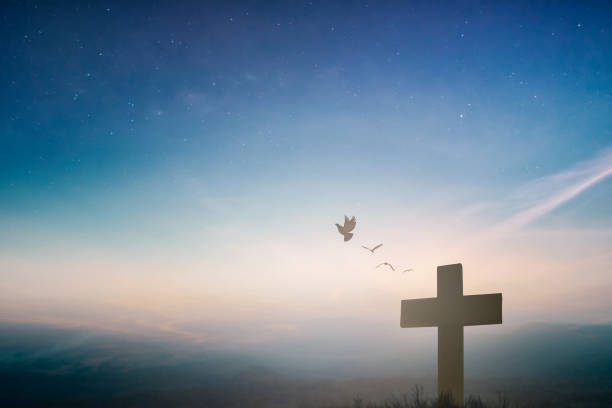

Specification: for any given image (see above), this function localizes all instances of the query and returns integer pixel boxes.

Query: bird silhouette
[362,243,383,253]
[376,262,395,271]
[335,215,356,242]
[402,268,414,273]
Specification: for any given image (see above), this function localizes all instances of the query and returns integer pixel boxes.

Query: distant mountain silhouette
[1,322,611,407]
[467,323,612,382]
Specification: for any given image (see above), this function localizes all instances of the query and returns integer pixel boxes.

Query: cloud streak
[462,149,612,250]
[500,149,612,232]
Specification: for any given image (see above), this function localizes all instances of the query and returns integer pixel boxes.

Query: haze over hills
[1,322,610,407]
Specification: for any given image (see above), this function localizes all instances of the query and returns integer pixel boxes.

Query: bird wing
[344,216,356,232]
[335,223,344,234]
[361,245,372,251]
[402,268,414,273]
[376,263,385,268]
[388,263,395,271]
[372,243,383,251]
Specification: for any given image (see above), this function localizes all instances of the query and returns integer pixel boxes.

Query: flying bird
[362,243,383,253]
[376,262,395,271]
[335,215,356,242]
[402,268,414,273]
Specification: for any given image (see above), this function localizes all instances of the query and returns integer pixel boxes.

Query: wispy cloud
[500,149,612,231]
[463,149,612,249]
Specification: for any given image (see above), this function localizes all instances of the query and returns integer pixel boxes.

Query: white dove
[335,215,356,242]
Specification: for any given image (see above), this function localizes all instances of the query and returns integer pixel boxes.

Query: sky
[1,0,611,359]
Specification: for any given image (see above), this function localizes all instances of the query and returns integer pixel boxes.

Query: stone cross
[400,263,502,404]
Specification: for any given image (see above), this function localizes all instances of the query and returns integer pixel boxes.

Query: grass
[338,386,510,408]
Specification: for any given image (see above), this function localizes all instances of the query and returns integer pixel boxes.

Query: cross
[400,263,502,404]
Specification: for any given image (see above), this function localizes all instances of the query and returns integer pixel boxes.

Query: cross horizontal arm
[400,297,440,328]
[400,293,502,328]
[459,294,502,326]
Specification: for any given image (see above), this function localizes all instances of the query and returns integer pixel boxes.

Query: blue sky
[1,1,611,353]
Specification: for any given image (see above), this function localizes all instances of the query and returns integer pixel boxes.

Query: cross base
[438,324,464,402]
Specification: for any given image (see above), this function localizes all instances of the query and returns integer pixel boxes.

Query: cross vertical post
[437,264,464,402]
[400,263,502,405]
